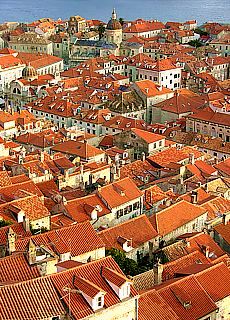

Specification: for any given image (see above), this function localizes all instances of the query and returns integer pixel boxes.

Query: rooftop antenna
[61,284,78,317]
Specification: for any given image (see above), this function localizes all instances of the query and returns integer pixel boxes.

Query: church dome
[106,9,122,30]
[22,64,37,80]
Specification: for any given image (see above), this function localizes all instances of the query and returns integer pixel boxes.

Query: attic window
[98,296,102,307]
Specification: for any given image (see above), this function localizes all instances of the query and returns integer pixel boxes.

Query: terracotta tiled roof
[103,115,149,131]
[56,259,84,269]
[157,275,217,320]
[131,128,165,144]
[16,221,105,257]
[51,256,138,319]
[75,108,111,125]
[0,110,16,123]
[99,135,115,148]
[99,215,158,251]
[0,223,32,246]
[17,52,62,69]
[73,275,105,298]
[51,140,104,159]
[144,185,173,209]
[139,289,180,320]
[65,194,110,223]
[201,197,230,220]
[0,276,66,320]
[134,79,172,97]
[149,200,207,237]
[0,195,50,222]
[101,266,129,287]
[51,213,75,229]
[162,251,210,281]
[0,54,23,69]
[214,221,230,245]
[0,171,12,187]
[120,160,157,186]
[147,146,203,167]
[0,180,43,202]
[195,262,230,302]
[154,90,205,114]
[124,21,165,33]
[179,187,214,205]
[215,158,230,176]
[16,130,65,148]
[98,177,143,208]
[0,253,40,284]
[188,106,230,127]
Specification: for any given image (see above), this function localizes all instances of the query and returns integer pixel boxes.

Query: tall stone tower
[105,9,123,48]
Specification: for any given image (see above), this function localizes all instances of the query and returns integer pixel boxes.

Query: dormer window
[101,266,131,300]
[73,275,106,311]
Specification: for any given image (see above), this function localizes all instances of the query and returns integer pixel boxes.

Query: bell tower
[105,8,123,49]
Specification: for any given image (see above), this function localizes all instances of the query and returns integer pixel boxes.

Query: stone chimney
[153,260,163,285]
[64,170,69,181]
[141,152,146,162]
[40,151,45,163]
[23,216,30,232]
[191,190,198,204]
[27,239,36,265]
[7,228,16,255]
[222,214,229,226]
[205,246,210,258]
[189,153,195,165]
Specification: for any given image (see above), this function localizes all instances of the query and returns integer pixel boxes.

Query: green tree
[194,28,208,36]
[0,220,12,228]
[98,23,105,40]
[106,248,146,276]
[119,18,124,26]
[188,39,203,48]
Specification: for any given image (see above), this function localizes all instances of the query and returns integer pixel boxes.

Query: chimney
[40,151,45,162]
[205,246,210,258]
[7,228,16,255]
[141,152,146,162]
[191,190,198,204]
[153,260,163,285]
[189,153,195,165]
[23,216,30,232]
[27,240,36,265]
[65,170,69,181]
[222,214,229,226]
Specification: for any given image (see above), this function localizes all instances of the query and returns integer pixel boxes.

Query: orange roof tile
[147,146,203,167]
[149,201,207,237]
[195,262,230,302]
[0,171,12,187]
[157,275,217,320]
[65,194,110,223]
[51,256,138,319]
[124,21,165,33]
[134,79,172,97]
[139,289,180,320]
[98,177,143,208]
[16,221,104,257]
[51,140,104,159]
[131,128,165,144]
[188,106,230,127]
[0,253,40,284]
[214,221,230,245]
[99,215,158,251]
[0,276,65,320]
